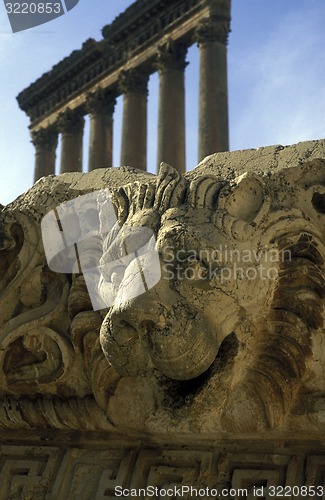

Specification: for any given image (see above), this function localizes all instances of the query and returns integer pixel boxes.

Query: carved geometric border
[0,446,63,499]
[232,469,280,499]
[229,453,305,498]
[51,448,134,499]
[131,449,214,494]
[305,455,325,488]
[1,444,325,499]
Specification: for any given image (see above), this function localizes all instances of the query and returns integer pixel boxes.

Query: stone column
[196,18,230,161]
[57,108,85,173]
[119,69,148,170]
[86,89,116,171]
[31,127,58,182]
[156,39,187,174]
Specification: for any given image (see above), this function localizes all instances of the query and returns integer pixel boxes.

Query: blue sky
[0,0,324,206]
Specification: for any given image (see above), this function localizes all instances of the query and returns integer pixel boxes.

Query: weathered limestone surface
[1,140,325,496]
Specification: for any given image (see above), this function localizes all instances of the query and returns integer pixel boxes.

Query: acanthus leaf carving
[155,38,188,73]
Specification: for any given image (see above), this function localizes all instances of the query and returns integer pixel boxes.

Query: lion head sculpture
[98,160,325,432]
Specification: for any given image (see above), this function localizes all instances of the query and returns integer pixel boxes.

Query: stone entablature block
[1,140,325,437]
[1,139,325,495]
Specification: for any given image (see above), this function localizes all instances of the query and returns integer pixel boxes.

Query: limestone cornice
[102,0,198,43]
[17,38,105,119]
[16,0,231,130]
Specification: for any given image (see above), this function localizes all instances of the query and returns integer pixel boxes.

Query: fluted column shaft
[31,127,58,182]
[156,39,187,174]
[197,18,230,161]
[119,69,148,170]
[87,89,116,171]
[57,108,85,173]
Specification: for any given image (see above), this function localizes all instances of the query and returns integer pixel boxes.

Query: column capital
[31,126,58,150]
[57,107,85,134]
[86,88,117,115]
[155,38,188,73]
[118,68,148,95]
[195,17,230,45]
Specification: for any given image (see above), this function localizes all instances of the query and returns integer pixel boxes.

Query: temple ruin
[1,0,325,498]
[17,0,230,181]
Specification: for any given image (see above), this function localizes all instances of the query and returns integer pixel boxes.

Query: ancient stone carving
[98,145,325,433]
[57,107,85,134]
[155,38,188,72]
[1,142,325,435]
[1,443,318,498]
[118,68,149,95]
[31,127,58,150]
[86,88,117,116]
[0,183,114,430]
[195,17,230,45]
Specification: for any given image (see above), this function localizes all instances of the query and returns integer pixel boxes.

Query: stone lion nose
[99,277,173,373]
